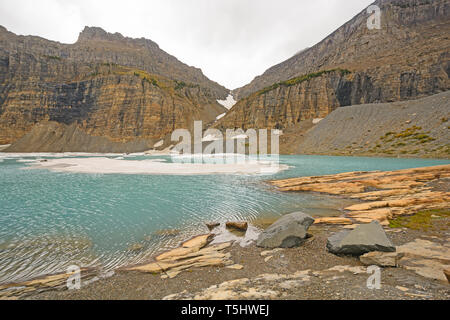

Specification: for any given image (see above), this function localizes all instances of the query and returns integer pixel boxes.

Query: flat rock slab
[327,221,395,255]
[125,242,234,278]
[314,217,353,225]
[0,268,95,300]
[270,165,450,226]
[396,238,450,282]
[163,266,370,300]
[182,234,214,249]
[444,269,450,283]
[256,212,314,249]
[360,251,403,267]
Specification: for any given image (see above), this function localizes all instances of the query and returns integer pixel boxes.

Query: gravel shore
[27,220,449,300]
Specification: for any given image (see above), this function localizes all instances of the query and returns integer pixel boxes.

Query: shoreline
[0,164,448,300]
[292,151,450,160]
[6,218,449,300]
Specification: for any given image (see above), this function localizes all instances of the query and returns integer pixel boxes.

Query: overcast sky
[0,0,374,89]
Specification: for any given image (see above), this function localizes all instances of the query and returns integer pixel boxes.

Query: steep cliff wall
[219,0,449,132]
[234,0,450,100]
[0,27,228,150]
[4,121,154,153]
[215,69,392,130]
[0,26,228,98]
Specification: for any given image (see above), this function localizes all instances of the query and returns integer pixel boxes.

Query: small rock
[360,251,403,267]
[326,221,395,255]
[128,243,144,252]
[226,221,248,232]
[206,222,220,230]
[226,264,244,270]
[444,269,450,283]
[260,248,284,256]
[256,212,314,249]
[396,286,409,292]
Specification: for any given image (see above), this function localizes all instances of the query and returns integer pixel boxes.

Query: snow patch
[313,118,324,124]
[153,140,164,148]
[217,94,237,110]
[28,157,288,176]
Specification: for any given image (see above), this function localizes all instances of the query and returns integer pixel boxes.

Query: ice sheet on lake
[27,157,288,175]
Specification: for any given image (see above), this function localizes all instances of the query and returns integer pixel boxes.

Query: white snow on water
[217,94,237,110]
[27,157,288,176]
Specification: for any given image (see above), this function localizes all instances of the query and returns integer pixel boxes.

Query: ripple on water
[0,155,449,284]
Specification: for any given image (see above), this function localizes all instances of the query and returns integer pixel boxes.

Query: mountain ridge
[233,0,450,100]
[217,0,449,133]
[0,25,228,97]
[0,26,228,149]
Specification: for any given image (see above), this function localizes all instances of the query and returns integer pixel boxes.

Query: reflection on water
[0,154,448,284]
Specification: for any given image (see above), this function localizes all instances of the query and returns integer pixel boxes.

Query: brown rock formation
[270,164,450,226]
[0,26,228,151]
[222,0,449,132]
[123,236,234,279]
[234,0,449,101]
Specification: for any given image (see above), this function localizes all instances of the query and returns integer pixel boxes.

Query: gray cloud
[0,0,374,89]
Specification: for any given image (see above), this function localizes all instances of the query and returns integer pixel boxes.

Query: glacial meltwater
[0,153,448,284]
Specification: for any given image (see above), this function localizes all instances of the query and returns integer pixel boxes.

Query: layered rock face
[235,0,450,100]
[0,26,228,150]
[215,69,377,130]
[223,0,449,131]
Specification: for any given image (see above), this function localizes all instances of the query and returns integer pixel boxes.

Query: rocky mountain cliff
[0,26,228,150]
[290,91,450,158]
[221,0,449,131]
[234,0,449,100]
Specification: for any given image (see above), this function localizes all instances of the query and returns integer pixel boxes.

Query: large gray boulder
[256,212,315,248]
[327,221,395,256]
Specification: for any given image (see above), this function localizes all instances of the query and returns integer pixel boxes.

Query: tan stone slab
[314,217,353,225]
[226,264,244,270]
[345,201,389,211]
[182,234,214,249]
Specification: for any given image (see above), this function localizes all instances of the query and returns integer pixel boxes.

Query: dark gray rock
[256,212,314,249]
[326,221,396,256]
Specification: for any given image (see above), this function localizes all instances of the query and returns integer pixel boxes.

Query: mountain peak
[76,26,162,52]
[77,26,124,42]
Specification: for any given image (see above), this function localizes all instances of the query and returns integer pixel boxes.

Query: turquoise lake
[0,154,449,284]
